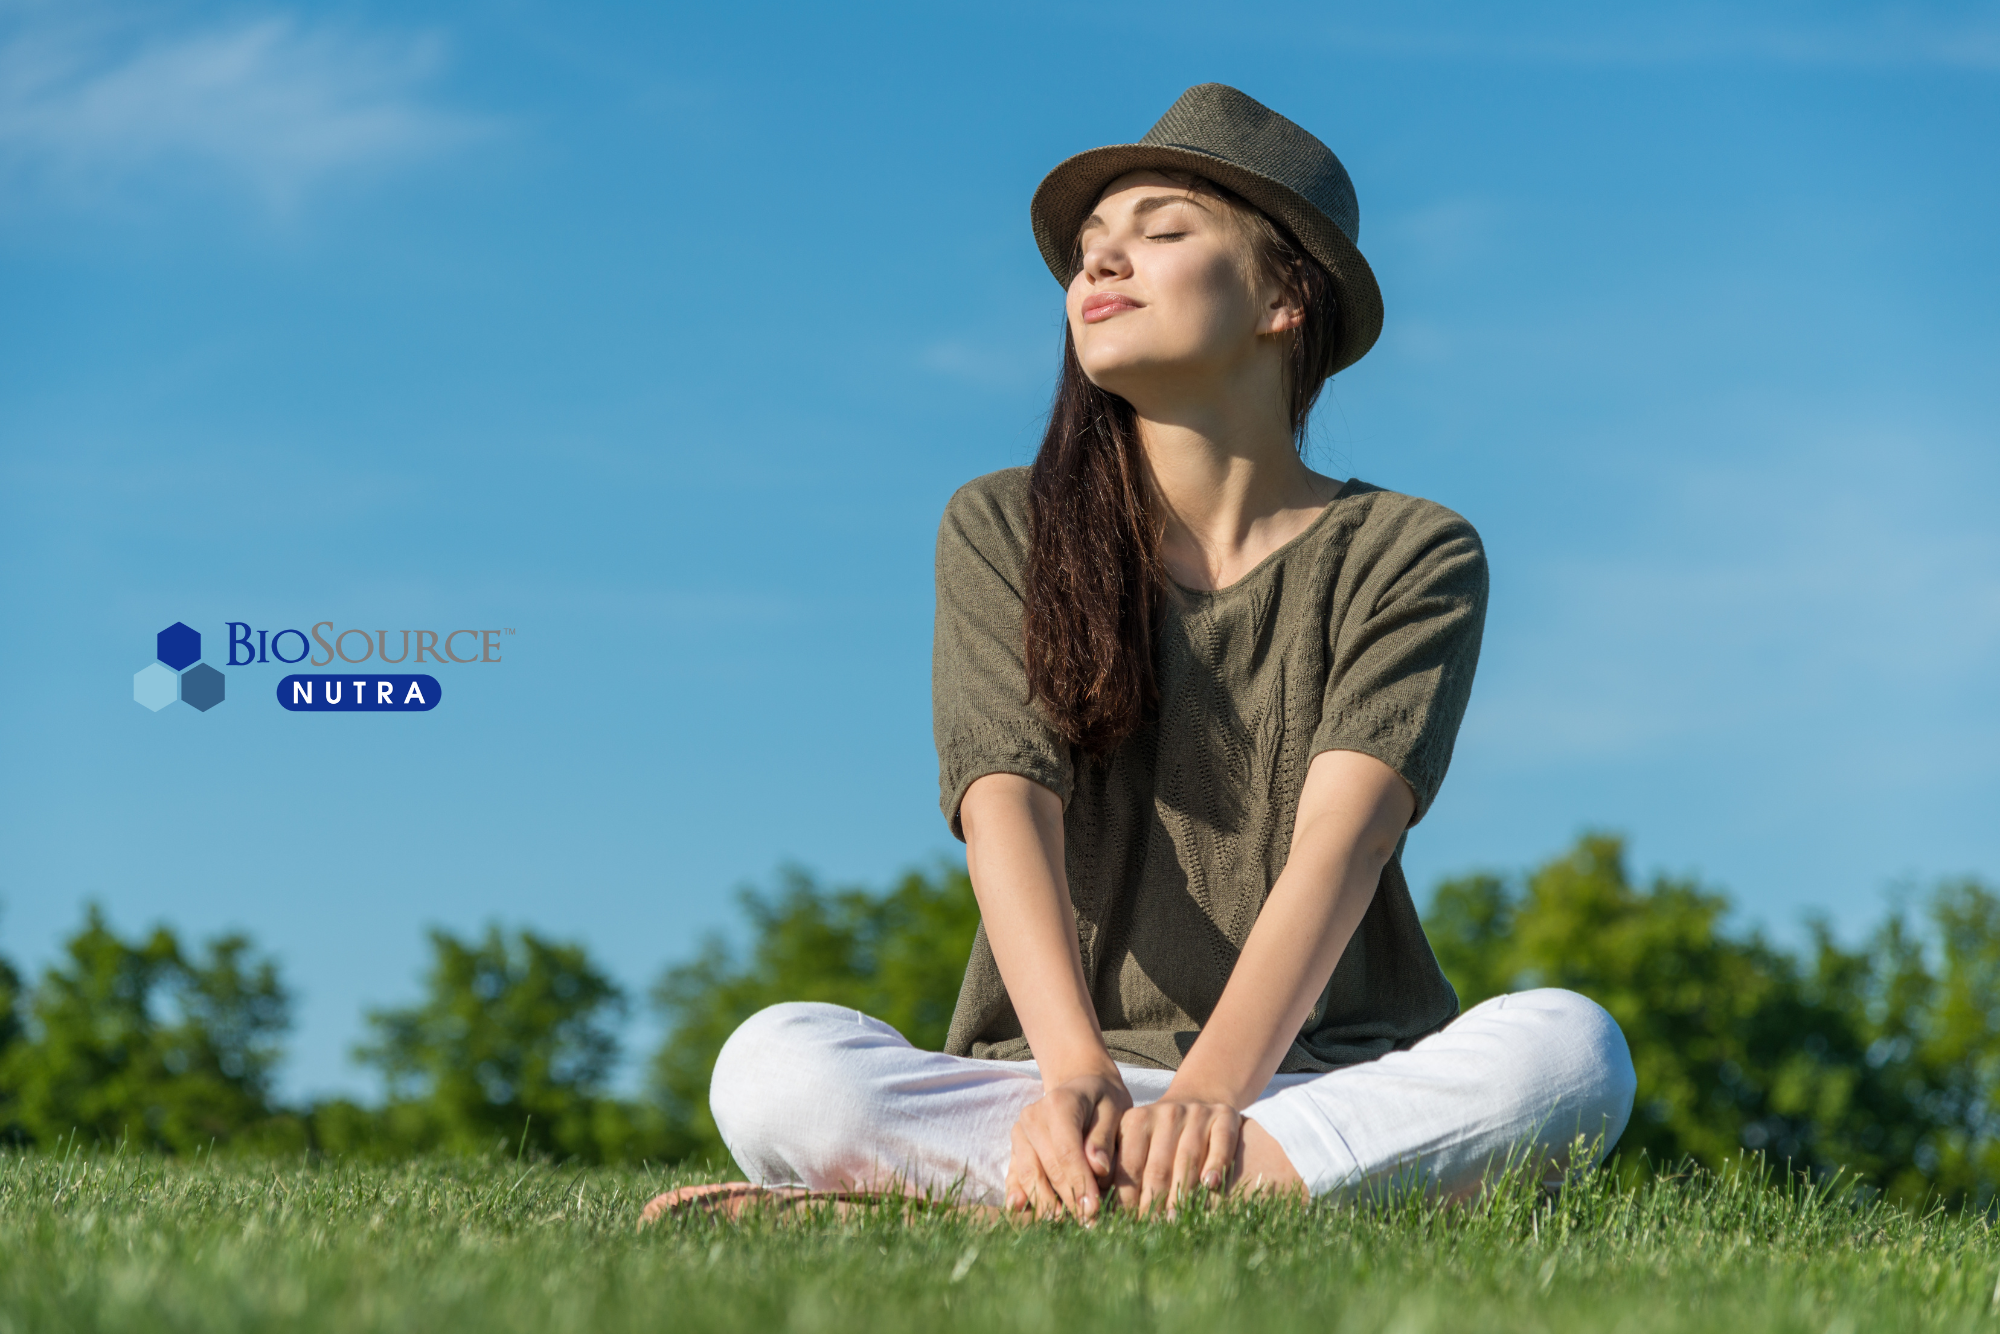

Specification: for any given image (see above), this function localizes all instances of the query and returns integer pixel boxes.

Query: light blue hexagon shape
[134,662,178,711]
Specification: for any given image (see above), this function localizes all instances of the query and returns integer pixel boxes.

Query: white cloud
[0,4,487,213]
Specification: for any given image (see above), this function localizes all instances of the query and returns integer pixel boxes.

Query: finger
[1170,1111,1211,1214]
[1024,1108,1101,1221]
[1200,1110,1241,1195]
[1084,1094,1120,1182]
[1005,1123,1035,1214]
[1114,1108,1151,1213]
[1010,1123,1058,1220]
[1025,1153,1061,1221]
[1139,1111,1182,1217]
[1048,1104,1112,1224]
[1031,1136,1072,1222]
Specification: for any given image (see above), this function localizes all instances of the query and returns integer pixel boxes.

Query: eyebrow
[1077,192,1213,237]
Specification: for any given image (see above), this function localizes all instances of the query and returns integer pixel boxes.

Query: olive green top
[933,467,1486,1071]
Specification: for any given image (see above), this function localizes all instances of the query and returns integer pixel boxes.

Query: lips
[1081,293,1142,324]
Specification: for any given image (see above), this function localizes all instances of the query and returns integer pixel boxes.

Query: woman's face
[1066,171,1298,404]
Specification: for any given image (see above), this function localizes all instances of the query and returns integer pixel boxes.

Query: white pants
[711,989,1636,1204]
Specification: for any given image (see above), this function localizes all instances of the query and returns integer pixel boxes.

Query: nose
[1076,229,1132,285]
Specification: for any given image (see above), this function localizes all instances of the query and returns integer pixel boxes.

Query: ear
[1259,290,1306,337]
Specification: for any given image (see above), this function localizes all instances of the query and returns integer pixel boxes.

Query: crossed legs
[681,988,1634,1212]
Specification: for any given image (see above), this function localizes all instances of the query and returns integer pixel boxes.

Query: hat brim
[1030,143,1384,376]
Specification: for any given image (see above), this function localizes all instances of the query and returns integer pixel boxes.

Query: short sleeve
[1311,502,1488,824]
[933,472,1074,840]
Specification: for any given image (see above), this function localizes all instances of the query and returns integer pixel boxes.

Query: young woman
[645,84,1635,1223]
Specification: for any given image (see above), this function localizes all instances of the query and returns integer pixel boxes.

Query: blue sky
[2,0,1996,1101]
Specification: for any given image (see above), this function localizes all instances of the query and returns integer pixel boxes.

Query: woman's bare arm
[959,772,1130,1219]
[1178,748,1412,1103]
[1112,748,1414,1213]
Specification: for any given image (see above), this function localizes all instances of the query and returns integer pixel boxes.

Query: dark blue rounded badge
[277,675,442,711]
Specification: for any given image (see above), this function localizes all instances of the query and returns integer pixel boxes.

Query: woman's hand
[1006,1072,1132,1220]
[1113,1096,1243,1216]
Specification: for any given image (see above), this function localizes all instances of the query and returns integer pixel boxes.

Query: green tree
[1428,834,1874,1172]
[0,946,23,1145]
[0,956,18,1051]
[354,925,660,1162]
[1816,880,2000,1206]
[1421,834,2000,1204]
[0,905,289,1151]
[650,863,980,1163]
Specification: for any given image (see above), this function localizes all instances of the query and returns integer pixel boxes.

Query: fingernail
[1204,1172,1221,1191]
[1082,1194,1098,1215]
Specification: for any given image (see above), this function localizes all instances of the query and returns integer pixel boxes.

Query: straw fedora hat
[1030,83,1383,376]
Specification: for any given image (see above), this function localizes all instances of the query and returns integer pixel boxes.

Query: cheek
[1151,250,1256,337]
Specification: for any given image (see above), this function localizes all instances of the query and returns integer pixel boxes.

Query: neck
[1129,373,1333,592]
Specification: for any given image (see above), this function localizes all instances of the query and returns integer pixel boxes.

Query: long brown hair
[1022,176,1343,754]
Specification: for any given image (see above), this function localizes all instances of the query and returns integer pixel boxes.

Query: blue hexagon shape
[157,622,201,670]
[179,662,225,712]
[134,662,178,711]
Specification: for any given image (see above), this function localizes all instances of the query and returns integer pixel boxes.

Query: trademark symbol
[504,628,516,635]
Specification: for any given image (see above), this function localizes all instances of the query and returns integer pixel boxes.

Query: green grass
[2,1149,1997,1333]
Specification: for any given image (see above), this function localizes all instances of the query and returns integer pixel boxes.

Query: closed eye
[1145,231,1188,241]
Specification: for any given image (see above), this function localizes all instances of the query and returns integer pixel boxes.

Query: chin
[1077,337,1156,376]
[1077,364,1141,399]
[1079,354,1176,398]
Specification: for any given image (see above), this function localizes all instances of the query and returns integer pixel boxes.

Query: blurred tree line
[0,865,977,1167]
[3,836,1999,1206]
[1427,835,2000,1205]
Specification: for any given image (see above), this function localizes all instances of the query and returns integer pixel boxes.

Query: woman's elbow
[960,772,1062,844]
